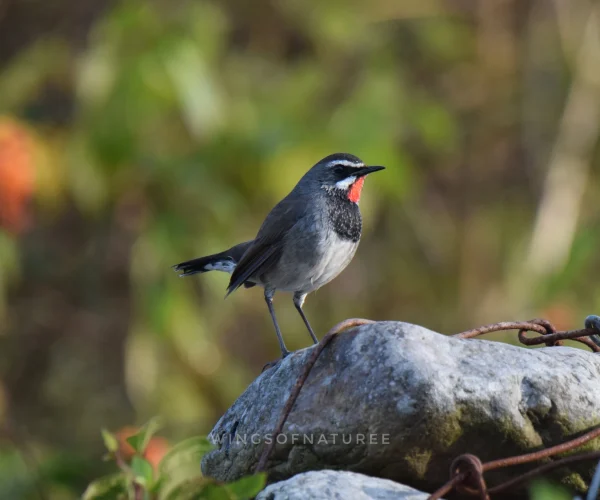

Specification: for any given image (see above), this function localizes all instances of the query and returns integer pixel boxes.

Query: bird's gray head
[303,153,385,203]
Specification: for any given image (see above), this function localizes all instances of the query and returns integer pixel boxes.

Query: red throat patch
[347,176,365,203]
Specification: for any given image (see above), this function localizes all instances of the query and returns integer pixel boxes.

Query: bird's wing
[226,192,308,297]
[225,242,281,296]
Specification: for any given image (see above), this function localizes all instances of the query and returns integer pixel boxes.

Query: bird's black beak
[355,166,385,177]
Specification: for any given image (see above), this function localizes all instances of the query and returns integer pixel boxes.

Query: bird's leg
[293,292,318,344]
[264,288,290,358]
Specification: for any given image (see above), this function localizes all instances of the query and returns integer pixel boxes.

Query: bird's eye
[332,164,346,174]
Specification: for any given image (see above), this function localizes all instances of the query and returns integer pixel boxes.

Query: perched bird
[173,153,384,358]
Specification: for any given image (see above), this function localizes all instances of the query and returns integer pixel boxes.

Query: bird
[173,153,384,358]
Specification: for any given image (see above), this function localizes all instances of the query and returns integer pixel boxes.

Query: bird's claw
[261,351,291,372]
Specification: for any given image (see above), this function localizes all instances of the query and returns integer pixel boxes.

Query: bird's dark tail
[173,252,236,277]
[173,241,254,278]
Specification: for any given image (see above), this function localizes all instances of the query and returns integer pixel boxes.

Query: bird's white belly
[273,233,358,293]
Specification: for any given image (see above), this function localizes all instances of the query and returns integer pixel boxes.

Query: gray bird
[173,153,384,357]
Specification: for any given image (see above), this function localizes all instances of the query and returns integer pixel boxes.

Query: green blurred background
[0,0,599,497]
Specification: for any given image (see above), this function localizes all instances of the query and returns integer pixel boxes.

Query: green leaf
[528,479,571,500]
[160,478,217,500]
[131,456,154,488]
[101,428,119,454]
[224,474,266,499]
[126,416,163,454]
[157,436,214,500]
[158,436,213,477]
[82,473,129,500]
[198,482,232,500]
[161,475,266,500]
[150,474,166,494]
[166,476,265,500]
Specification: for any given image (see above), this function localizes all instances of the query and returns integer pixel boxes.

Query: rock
[202,321,600,494]
[256,470,434,500]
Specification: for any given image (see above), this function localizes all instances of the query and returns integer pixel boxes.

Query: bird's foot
[261,350,291,372]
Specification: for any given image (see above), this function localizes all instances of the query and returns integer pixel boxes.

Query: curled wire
[429,317,600,497]
[451,454,489,500]
[455,317,600,352]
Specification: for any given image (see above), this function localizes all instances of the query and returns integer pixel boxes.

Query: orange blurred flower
[0,118,36,234]
[115,426,170,471]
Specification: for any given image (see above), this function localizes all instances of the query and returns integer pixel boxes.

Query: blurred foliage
[84,418,265,500]
[528,479,572,500]
[0,0,599,498]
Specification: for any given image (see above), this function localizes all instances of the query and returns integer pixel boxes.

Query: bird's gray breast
[305,231,358,292]
[266,207,359,294]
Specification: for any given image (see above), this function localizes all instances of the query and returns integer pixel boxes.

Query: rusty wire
[454,318,600,352]
[426,318,600,497]
[255,318,374,472]
[255,316,600,497]
[429,426,600,499]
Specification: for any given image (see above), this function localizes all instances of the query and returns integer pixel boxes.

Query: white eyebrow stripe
[327,159,365,168]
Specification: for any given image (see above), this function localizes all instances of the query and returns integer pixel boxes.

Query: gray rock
[256,470,433,500]
[202,322,600,494]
